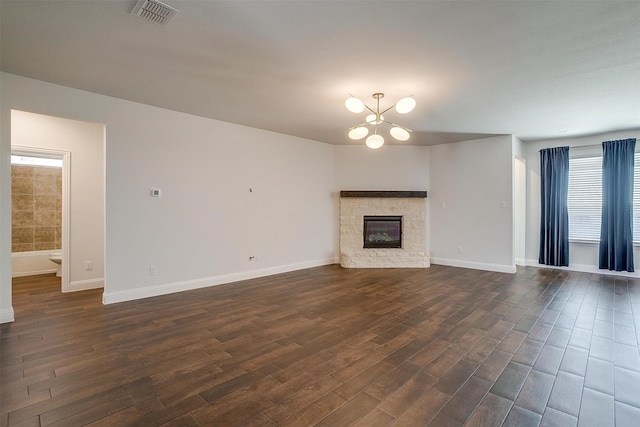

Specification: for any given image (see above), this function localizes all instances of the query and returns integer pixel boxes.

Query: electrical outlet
[457,246,463,254]
[85,261,93,271]
[150,266,157,276]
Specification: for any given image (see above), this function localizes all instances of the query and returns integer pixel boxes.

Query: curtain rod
[569,143,602,150]
[570,137,640,150]
[539,137,640,152]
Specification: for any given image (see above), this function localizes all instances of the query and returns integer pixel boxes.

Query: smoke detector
[131,0,178,25]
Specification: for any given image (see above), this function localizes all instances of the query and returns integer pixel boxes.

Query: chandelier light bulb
[390,127,411,141]
[365,114,384,125]
[395,97,416,114]
[345,97,365,113]
[348,126,369,140]
[366,134,384,149]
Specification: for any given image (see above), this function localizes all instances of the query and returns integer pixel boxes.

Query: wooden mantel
[340,190,427,198]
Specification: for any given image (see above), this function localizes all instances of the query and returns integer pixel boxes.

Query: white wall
[334,145,431,191]
[430,135,515,273]
[334,139,517,274]
[334,145,431,256]
[11,110,105,290]
[525,129,640,276]
[0,73,13,323]
[0,73,337,315]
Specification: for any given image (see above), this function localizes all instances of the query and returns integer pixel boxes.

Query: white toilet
[49,252,62,277]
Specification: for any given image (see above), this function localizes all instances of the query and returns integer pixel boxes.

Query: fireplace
[339,190,428,268]
[363,216,402,248]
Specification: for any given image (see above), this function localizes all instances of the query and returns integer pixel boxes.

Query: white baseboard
[102,258,336,305]
[69,278,104,292]
[12,268,57,278]
[431,257,517,274]
[524,258,640,278]
[515,258,527,266]
[0,307,15,324]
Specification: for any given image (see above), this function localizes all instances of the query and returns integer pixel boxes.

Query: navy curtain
[599,138,636,272]
[539,146,570,266]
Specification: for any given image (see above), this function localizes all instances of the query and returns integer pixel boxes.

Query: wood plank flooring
[2,265,640,426]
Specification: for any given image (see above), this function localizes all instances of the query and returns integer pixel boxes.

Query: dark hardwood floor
[2,265,640,426]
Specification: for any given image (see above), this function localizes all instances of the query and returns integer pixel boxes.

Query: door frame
[11,146,71,292]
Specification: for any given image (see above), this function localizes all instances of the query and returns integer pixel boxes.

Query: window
[635,154,640,239]
[11,155,62,168]
[568,156,602,241]
[567,153,640,243]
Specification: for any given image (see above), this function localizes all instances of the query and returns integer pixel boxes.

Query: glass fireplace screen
[363,216,402,248]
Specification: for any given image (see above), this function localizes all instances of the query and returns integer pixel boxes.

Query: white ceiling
[2,1,639,146]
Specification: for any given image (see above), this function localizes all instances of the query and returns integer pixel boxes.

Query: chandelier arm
[384,121,413,132]
[380,105,395,115]
[348,122,369,131]
[364,104,376,114]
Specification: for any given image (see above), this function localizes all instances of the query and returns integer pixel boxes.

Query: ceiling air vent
[131,0,178,25]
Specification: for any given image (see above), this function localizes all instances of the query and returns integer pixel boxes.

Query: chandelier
[345,93,416,149]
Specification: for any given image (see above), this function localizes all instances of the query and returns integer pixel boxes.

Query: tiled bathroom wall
[11,165,62,252]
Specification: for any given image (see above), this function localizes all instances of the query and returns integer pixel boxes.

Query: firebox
[363,216,402,248]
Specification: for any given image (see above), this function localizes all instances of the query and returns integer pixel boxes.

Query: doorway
[11,148,70,291]
[10,110,106,299]
[514,157,526,266]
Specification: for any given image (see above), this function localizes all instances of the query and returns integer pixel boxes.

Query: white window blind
[634,153,640,240]
[567,152,640,243]
[568,156,602,241]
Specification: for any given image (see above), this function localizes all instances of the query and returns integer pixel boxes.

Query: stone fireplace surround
[339,191,429,268]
